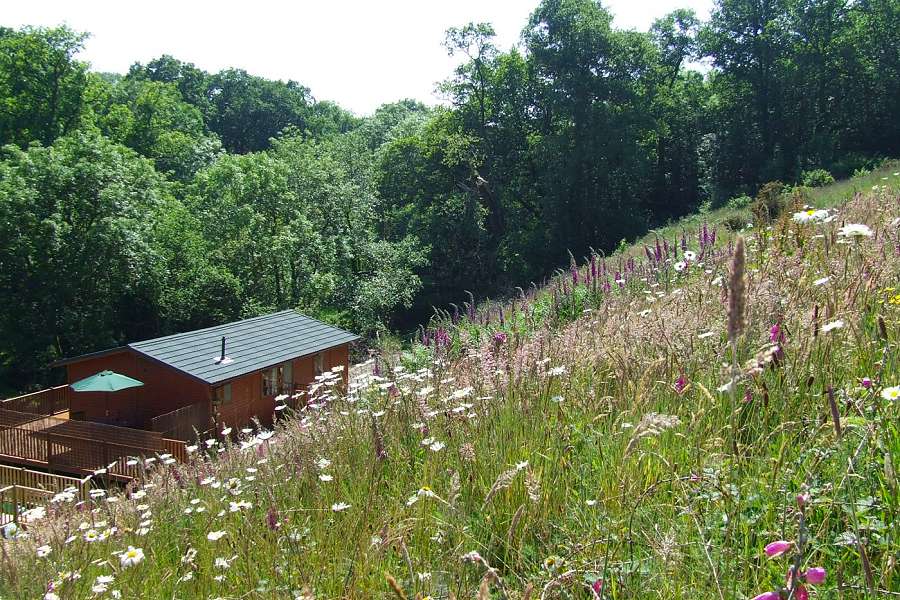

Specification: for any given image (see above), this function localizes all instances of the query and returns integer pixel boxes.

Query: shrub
[721,213,748,231]
[751,181,786,224]
[801,169,835,188]
[725,195,753,210]
[852,167,871,178]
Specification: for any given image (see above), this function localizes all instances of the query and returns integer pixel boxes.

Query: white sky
[4,0,713,115]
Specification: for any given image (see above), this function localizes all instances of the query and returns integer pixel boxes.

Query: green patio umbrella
[70,370,144,393]
[70,370,144,423]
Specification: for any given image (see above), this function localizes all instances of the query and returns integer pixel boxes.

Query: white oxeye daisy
[331,502,351,512]
[683,250,697,261]
[36,544,52,557]
[821,319,844,333]
[881,386,900,401]
[207,530,227,541]
[83,529,100,542]
[119,546,144,568]
[674,261,687,272]
[838,223,873,238]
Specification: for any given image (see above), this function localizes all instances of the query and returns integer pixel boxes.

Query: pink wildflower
[795,584,809,600]
[861,377,873,389]
[770,323,784,344]
[592,578,603,596]
[765,540,793,558]
[751,592,781,600]
[805,567,826,585]
[675,373,687,394]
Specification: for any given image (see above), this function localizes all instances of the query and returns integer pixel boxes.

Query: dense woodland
[1,0,898,389]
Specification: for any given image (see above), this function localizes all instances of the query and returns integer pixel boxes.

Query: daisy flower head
[83,529,100,543]
[793,208,829,224]
[119,546,144,568]
[838,223,873,239]
[331,502,351,512]
[881,386,900,401]
[821,319,844,333]
[207,530,227,541]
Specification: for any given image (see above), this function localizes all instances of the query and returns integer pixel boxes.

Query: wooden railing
[0,412,186,480]
[150,401,211,442]
[0,424,48,463]
[0,485,54,525]
[1,385,70,416]
[162,438,188,463]
[0,464,91,498]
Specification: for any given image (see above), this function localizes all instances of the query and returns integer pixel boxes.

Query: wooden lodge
[0,310,358,482]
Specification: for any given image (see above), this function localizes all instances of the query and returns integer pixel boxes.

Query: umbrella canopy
[70,370,144,392]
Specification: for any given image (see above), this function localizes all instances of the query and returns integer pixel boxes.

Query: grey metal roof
[61,310,358,385]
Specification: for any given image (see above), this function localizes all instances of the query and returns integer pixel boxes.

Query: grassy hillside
[2,166,899,599]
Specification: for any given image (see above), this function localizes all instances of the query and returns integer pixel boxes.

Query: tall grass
[2,173,899,599]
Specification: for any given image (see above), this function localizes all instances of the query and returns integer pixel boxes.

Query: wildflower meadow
[2,166,899,598]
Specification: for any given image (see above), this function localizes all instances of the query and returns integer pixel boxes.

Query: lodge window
[313,352,324,377]
[263,362,293,396]
[263,367,278,397]
[214,384,232,405]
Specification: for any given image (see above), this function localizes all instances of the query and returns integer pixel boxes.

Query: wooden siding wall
[67,351,210,427]
[67,343,351,434]
[214,343,351,430]
[214,370,269,431]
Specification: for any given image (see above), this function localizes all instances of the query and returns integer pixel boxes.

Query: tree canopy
[1,0,898,388]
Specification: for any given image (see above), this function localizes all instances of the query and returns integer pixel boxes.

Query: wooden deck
[0,389,187,481]
[0,465,92,525]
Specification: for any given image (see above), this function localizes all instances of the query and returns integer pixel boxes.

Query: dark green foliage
[0,1,898,390]
[801,169,835,188]
[0,129,169,381]
[0,26,88,146]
